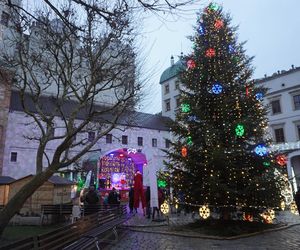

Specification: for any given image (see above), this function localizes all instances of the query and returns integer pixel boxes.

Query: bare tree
[0,1,141,235]
[0,0,198,236]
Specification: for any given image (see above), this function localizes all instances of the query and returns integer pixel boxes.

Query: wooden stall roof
[9,175,75,186]
[0,176,16,185]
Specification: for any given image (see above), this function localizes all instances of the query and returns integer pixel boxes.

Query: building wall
[2,111,171,179]
[161,77,180,120]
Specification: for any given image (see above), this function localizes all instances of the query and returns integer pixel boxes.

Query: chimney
[264,74,267,78]
[277,70,280,74]
[292,64,295,69]
[180,52,183,59]
[170,55,174,66]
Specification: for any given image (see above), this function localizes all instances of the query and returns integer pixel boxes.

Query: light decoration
[276,154,287,166]
[243,213,253,222]
[198,24,205,36]
[181,103,191,113]
[187,136,193,146]
[187,115,197,122]
[228,44,235,54]
[263,161,270,167]
[290,201,299,215]
[199,205,210,219]
[127,148,137,154]
[208,2,219,11]
[157,179,167,188]
[255,92,264,101]
[187,59,196,69]
[280,200,285,211]
[211,83,223,94]
[246,86,250,96]
[181,146,188,157]
[214,19,224,29]
[160,201,170,215]
[254,144,268,156]
[205,48,216,58]
[235,124,245,137]
[260,209,275,224]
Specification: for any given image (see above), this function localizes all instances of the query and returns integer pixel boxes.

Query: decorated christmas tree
[165,3,284,220]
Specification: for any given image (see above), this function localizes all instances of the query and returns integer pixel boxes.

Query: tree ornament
[160,201,170,215]
[255,92,264,101]
[157,179,167,188]
[290,201,299,215]
[208,2,219,11]
[187,115,197,122]
[211,83,223,94]
[198,24,205,36]
[276,154,287,166]
[243,213,253,222]
[254,144,267,156]
[260,209,275,224]
[181,103,190,113]
[263,161,270,166]
[181,146,187,157]
[235,124,245,137]
[280,200,285,211]
[228,44,235,54]
[246,86,250,96]
[187,59,196,69]
[214,19,224,29]
[206,48,216,58]
[187,136,193,146]
[199,205,210,219]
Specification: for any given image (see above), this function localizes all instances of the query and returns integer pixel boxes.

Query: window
[176,96,181,108]
[88,131,95,142]
[164,84,170,94]
[10,152,17,162]
[271,100,281,114]
[122,135,128,145]
[165,99,171,112]
[1,12,9,26]
[297,125,300,140]
[137,137,143,146]
[106,134,112,143]
[152,138,157,147]
[274,128,285,143]
[165,139,171,148]
[175,80,180,90]
[293,94,300,110]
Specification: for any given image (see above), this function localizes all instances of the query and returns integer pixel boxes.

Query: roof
[9,174,75,185]
[159,59,185,84]
[9,91,172,131]
[48,175,76,185]
[255,66,300,82]
[0,176,16,184]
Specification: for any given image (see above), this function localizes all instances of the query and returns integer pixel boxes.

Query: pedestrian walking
[128,185,134,213]
[145,186,151,218]
[108,187,120,207]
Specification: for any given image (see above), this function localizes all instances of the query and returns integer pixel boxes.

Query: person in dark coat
[145,186,151,218]
[108,187,120,207]
[295,187,300,215]
[84,185,99,205]
[128,185,134,213]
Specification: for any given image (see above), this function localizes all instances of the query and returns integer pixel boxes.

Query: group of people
[78,170,165,220]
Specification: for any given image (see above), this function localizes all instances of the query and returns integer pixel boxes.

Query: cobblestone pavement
[104,211,300,250]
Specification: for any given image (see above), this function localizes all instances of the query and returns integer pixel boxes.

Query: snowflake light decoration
[187,59,196,70]
[276,154,287,166]
[181,103,191,113]
[254,144,267,156]
[198,24,205,36]
[199,205,210,219]
[160,201,170,215]
[206,48,216,58]
[235,124,245,137]
[211,83,223,94]
[255,92,264,101]
[214,19,224,29]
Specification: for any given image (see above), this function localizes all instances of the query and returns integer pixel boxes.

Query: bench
[63,205,129,250]
[0,205,129,250]
[40,204,73,224]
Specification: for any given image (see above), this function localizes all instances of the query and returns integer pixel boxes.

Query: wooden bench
[0,205,129,250]
[40,204,73,225]
[63,205,129,250]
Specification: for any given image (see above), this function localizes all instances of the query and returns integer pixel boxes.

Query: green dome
[159,60,185,84]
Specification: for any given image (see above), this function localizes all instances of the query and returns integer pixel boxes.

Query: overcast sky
[139,0,300,114]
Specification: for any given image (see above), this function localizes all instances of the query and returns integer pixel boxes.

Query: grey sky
[139,0,300,114]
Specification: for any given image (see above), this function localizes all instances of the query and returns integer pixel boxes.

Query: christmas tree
[165,3,284,219]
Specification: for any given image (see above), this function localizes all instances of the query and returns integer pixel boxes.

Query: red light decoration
[205,48,216,58]
[276,154,287,166]
[246,86,250,96]
[181,146,187,157]
[119,153,124,157]
[214,19,224,29]
[187,59,196,69]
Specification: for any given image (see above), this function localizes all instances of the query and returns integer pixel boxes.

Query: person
[152,187,165,219]
[145,186,151,218]
[84,185,99,205]
[103,193,109,208]
[108,187,121,207]
[128,185,134,213]
[133,170,146,215]
[295,187,300,215]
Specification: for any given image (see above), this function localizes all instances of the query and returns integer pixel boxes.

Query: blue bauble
[212,83,223,94]
[255,92,264,101]
[254,144,268,156]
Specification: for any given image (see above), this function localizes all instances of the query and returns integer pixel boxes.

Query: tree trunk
[0,169,55,236]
